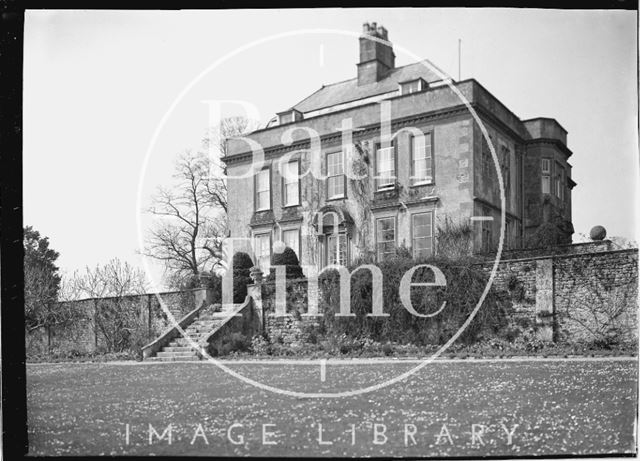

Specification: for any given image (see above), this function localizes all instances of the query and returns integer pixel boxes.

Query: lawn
[27,358,637,457]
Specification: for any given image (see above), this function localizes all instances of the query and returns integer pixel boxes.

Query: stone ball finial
[589,225,607,241]
[249,266,263,284]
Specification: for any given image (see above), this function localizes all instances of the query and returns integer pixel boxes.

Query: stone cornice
[222,105,472,166]
[222,101,552,167]
[404,196,439,208]
[277,216,304,224]
[472,103,527,144]
[473,196,522,222]
[525,137,573,158]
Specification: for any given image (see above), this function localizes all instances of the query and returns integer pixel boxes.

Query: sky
[23,8,639,286]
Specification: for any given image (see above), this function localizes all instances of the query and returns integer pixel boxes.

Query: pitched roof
[291,60,444,114]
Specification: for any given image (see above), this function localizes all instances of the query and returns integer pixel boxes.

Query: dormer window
[276,109,303,125]
[399,78,427,95]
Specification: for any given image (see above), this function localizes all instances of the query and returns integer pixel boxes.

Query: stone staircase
[146,303,240,361]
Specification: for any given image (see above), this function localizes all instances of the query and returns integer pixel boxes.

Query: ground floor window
[481,207,493,253]
[282,228,300,259]
[376,217,396,261]
[412,212,434,259]
[326,232,347,266]
[253,233,271,272]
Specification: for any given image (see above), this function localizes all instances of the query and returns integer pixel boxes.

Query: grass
[27,358,637,457]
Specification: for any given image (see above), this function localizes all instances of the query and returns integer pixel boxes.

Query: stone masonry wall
[26,289,208,357]
[258,247,638,347]
[554,249,638,344]
[261,279,320,346]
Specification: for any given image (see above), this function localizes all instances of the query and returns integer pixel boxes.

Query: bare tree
[144,117,254,288]
[72,259,148,299]
[201,116,254,213]
[144,150,228,287]
[559,258,637,346]
[70,259,150,352]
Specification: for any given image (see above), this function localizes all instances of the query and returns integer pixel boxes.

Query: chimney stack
[357,22,395,86]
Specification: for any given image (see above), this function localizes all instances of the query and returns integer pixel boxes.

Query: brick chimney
[357,22,395,86]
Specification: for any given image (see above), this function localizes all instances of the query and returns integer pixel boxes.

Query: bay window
[541,158,551,194]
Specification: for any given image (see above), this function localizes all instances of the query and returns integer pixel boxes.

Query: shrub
[382,343,393,356]
[435,216,474,259]
[319,253,511,347]
[201,272,222,304]
[524,217,573,249]
[251,335,271,355]
[506,274,525,301]
[212,332,252,356]
[232,252,254,272]
[231,251,253,303]
[266,246,304,281]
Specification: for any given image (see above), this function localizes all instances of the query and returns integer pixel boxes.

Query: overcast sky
[24,8,638,286]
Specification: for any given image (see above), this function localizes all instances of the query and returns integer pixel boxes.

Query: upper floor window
[255,167,271,211]
[326,151,345,199]
[541,158,551,194]
[399,78,427,95]
[253,233,271,273]
[277,109,302,126]
[410,132,433,185]
[376,217,396,260]
[555,162,565,201]
[279,112,293,125]
[412,212,433,259]
[282,160,300,207]
[375,141,396,190]
[481,135,494,178]
[500,144,511,207]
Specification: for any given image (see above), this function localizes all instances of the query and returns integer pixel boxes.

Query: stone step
[182,330,212,336]
[148,355,200,362]
[171,337,208,345]
[198,315,234,321]
[162,346,197,352]
[157,351,199,358]
[185,327,222,333]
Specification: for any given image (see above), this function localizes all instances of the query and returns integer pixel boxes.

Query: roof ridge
[291,58,443,113]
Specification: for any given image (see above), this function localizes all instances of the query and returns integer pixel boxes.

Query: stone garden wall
[554,249,638,343]
[256,247,638,346]
[260,279,321,347]
[27,245,638,357]
[26,289,210,357]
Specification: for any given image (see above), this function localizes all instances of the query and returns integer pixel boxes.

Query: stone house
[223,22,576,272]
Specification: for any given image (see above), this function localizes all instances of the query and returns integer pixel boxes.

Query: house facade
[223,22,576,272]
